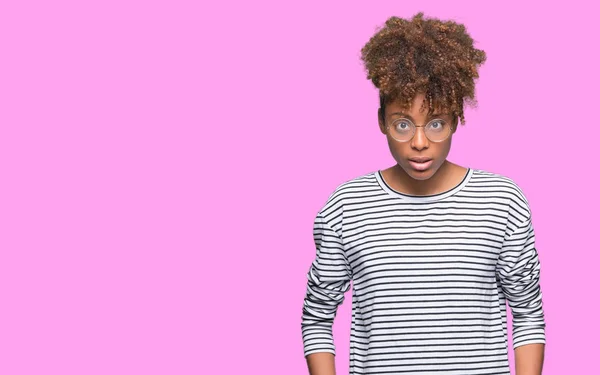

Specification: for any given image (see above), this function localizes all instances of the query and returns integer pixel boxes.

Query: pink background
[1,1,597,374]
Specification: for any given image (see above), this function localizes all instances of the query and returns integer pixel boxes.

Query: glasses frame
[385,117,455,143]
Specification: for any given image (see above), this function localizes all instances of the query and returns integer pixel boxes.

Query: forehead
[386,104,451,119]
[385,95,450,117]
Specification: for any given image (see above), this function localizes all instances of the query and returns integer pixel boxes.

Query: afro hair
[360,12,487,126]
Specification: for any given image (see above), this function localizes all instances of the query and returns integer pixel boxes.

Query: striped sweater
[300,168,546,374]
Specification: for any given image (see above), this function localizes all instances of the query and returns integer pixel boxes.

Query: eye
[427,119,446,131]
[393,119,412,132]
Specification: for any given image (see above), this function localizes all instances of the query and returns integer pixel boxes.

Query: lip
[409,157,432,163]
[408,158,433,171]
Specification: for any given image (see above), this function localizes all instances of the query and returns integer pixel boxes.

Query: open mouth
[408,159,433,171]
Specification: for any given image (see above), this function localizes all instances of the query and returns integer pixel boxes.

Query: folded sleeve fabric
[300,210,352,357]
[496,197,547,350]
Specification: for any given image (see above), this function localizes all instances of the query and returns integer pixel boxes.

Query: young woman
[301,13,546,375]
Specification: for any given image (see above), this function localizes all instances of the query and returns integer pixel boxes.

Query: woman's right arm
[301,209,352,374]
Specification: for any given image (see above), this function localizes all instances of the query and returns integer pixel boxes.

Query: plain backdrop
[1,1,598,374]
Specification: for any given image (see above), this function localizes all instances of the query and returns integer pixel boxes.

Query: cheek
[438,138,452,157]
[386,137,407,159]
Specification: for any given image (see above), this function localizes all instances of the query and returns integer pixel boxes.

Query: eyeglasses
[386,117,454,143]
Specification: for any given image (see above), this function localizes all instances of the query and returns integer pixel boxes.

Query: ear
[378,108,386,135]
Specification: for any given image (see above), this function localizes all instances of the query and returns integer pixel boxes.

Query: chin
[400,162,440,181]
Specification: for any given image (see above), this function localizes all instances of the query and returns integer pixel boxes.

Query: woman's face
[378,92,457,181]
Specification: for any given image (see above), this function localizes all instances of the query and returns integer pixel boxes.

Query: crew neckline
[375,167,473,202]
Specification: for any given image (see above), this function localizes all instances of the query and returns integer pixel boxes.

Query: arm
[301,212,352,375]
[515,343,545,375]
[306,352,336,375]
[497,204,546,375]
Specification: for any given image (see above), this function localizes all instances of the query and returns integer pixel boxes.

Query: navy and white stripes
[301,168,546,374]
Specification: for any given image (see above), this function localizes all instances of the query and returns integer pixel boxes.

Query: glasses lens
[390,118,414,141]
[389,118,452,142]
[425,119,451,142]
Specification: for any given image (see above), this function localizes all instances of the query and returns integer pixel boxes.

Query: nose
[410,126,429,150]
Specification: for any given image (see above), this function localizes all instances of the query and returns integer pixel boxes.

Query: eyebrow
[388,112,448,119]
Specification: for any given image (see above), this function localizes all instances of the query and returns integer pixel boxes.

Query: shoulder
[470,168,532,220]
[317,170,379,217]
[471,168,530,203]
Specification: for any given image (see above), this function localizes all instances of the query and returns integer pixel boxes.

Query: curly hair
[360,12,487,126]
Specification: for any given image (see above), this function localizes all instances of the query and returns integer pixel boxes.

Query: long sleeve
[496,204,546,350]
[301,211,352,357]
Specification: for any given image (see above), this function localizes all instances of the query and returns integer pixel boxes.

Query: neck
[391,160,456,196]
